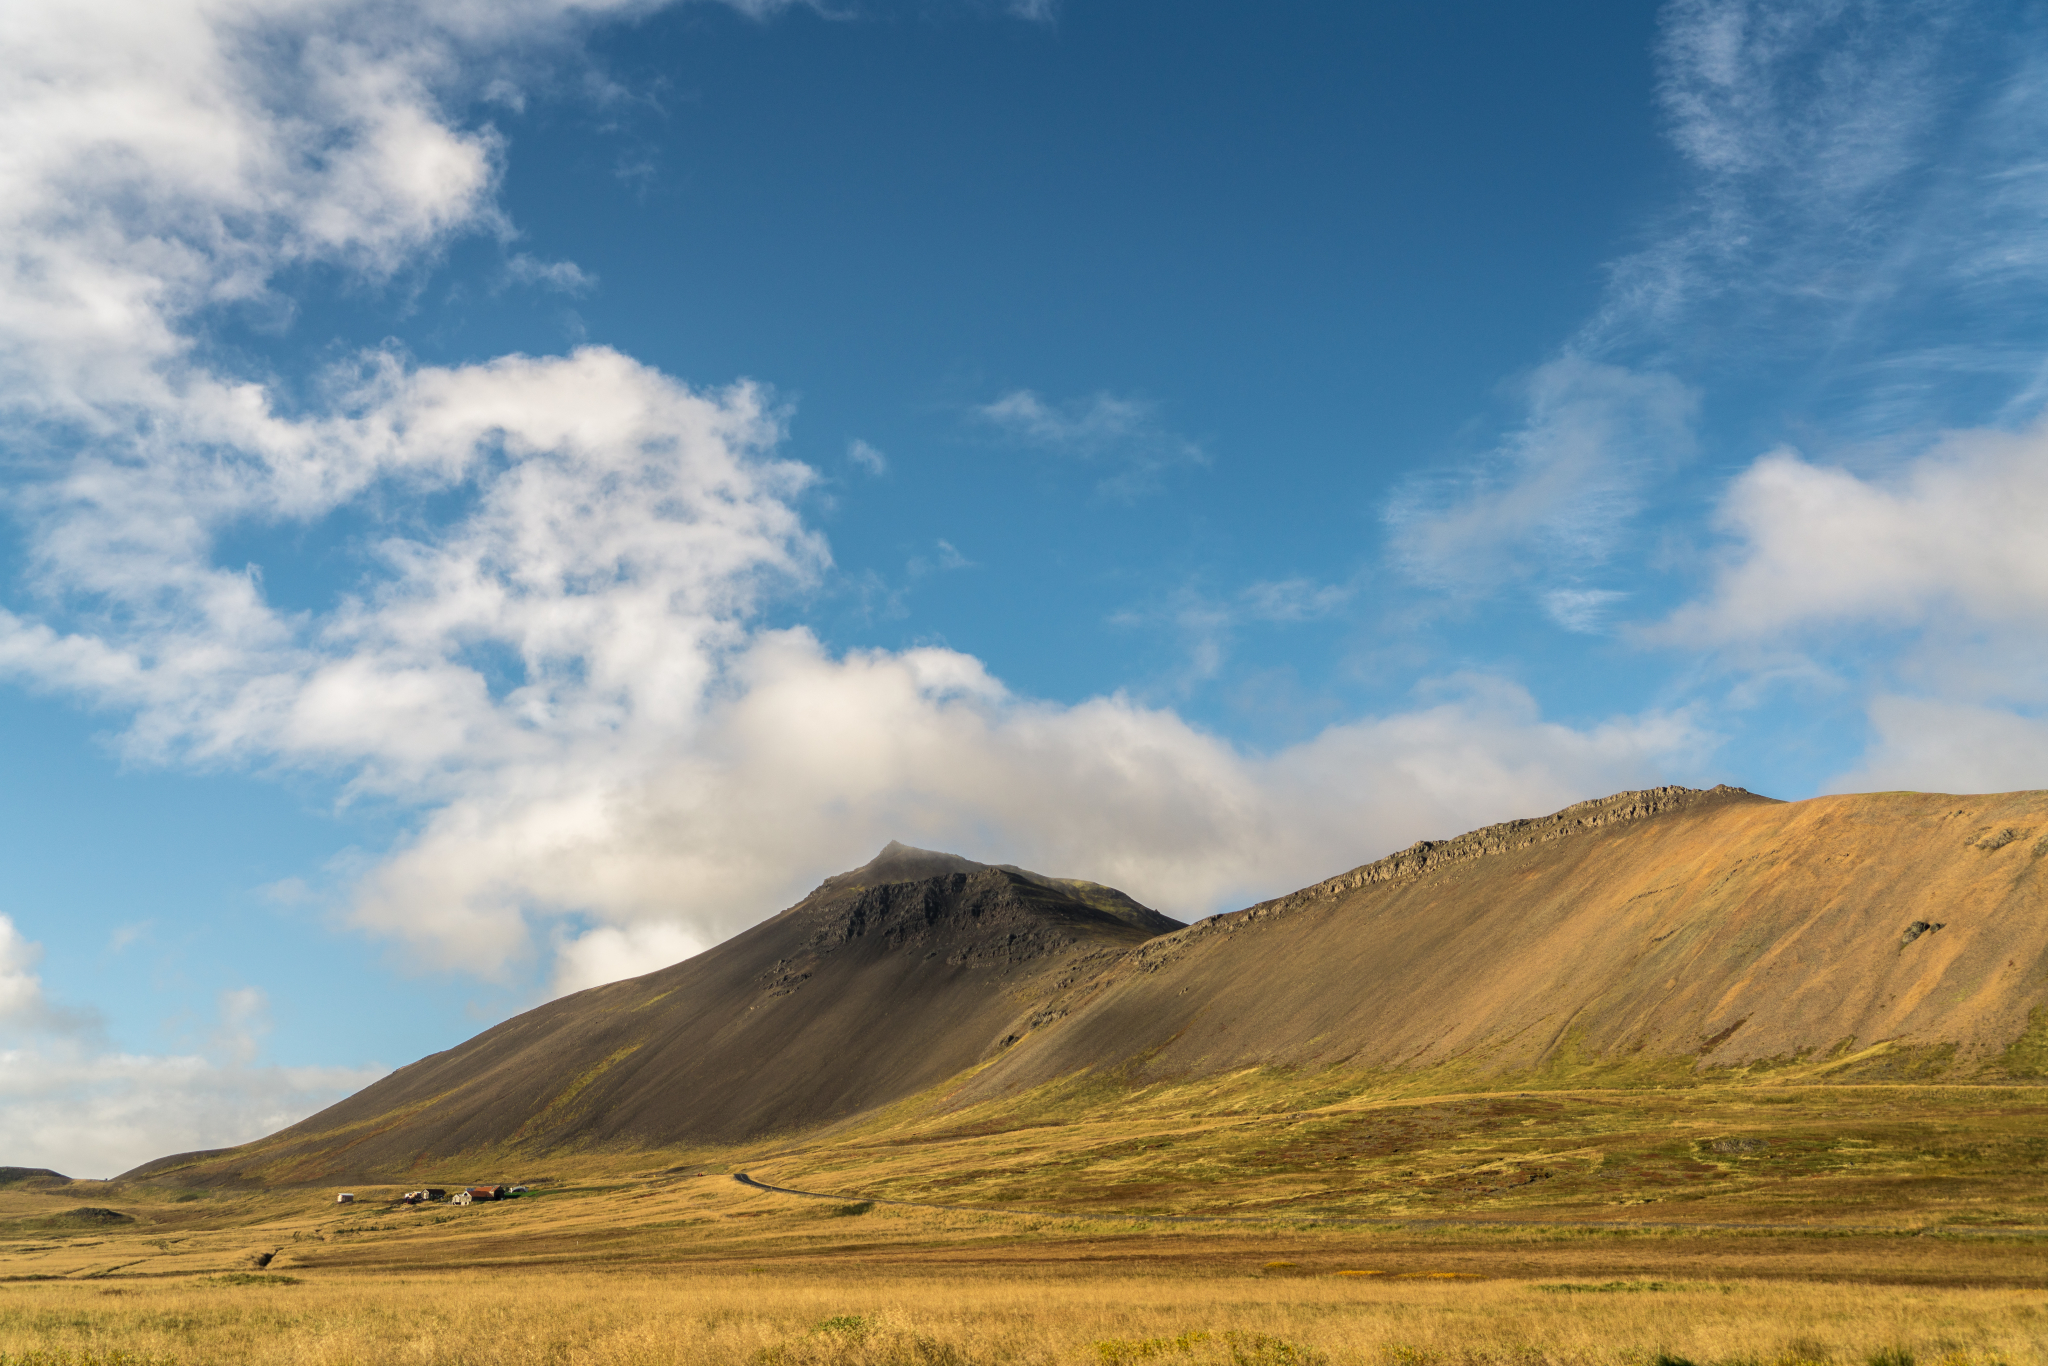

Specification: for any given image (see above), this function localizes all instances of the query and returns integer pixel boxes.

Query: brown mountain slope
[124,786,2048,1185]
[127,846,1181,1184]
[947,785,2048,1105]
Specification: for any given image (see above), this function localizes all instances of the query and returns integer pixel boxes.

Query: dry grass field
[1,1269,2043,1366]
[4,1076,2048,1364]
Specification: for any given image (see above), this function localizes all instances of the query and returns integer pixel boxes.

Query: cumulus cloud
[211,987,272,1066]
[1660,422,2048,647]
[1654,419,2048,790]
[553,922,710,997]
[0,914,100,1036]
[360,639,1709,980]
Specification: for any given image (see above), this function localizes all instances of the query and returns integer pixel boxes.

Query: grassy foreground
[6,1077,2046,1364]
[0,1271,2040,1366]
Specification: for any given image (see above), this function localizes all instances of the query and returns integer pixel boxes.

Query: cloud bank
[0,914,379,1176]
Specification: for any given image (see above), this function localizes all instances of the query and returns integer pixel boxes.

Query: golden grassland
[1,1269,2044,1366]
[5,1075,2047,1364]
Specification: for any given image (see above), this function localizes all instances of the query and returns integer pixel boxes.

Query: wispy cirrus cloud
[847,438,888,475]
[1599,3,2048,798]
[1114,575,1354,688]
[503,253,596,294]
[1398,0,2048,696]
[975,389,1206,498]
[1386,357,1696,628]
[1611,0,2048,419]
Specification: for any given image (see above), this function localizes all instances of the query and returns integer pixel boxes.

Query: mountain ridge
[119,786,2048,1185]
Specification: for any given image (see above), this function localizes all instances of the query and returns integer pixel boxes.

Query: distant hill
[123,786,2048,1185]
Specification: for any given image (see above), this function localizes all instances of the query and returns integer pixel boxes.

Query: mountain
[942,784,2048,1105]
[125,786,2048,1184]
[126,845,1181,1183]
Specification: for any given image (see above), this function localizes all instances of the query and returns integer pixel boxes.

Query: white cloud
[1595,0,2048,430]
[107,922,151,953]
[1235,577,1351,624]
[1113,575,1354,689]
[211,987,272,1066]
[1656,416,2048,796]
[505,253,596,294]
[1387,357,1697,596]
[0,914,100,1036]
[0,935,353,1177]
[1832,695,2048,796]
[0,1044,382,1179]
[1660,422,2048,647]
[552,921,709,997]
[906,539,972,579]
[345,635,1710,978]
[0,917,48,1023]
[847,437,888,475]
[975,388,1204,497]
[1541,588,1630,635]
[1657,0,1952,194]
[1604,0,1965,346]
[1394,0,2048,640]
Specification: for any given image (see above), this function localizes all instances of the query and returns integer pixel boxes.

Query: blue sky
[4,0,2047,1175]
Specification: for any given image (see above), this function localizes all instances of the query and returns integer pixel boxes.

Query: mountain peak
[838,841,990,888]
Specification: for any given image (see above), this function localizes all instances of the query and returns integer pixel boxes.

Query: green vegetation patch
[199,1273,300,1287]
[1093,1330,1326,1365]
[46,1209,130,1228]
[0,1208,138,1236]
[0,1352,177,1366]
[813,1315,870,1335]
[1534,1281,1711,1294]
[824,1201,874,1218]
[2000,1006,2048,1078]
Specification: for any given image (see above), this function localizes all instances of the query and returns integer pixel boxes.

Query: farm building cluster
[334,1185,528,1206]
